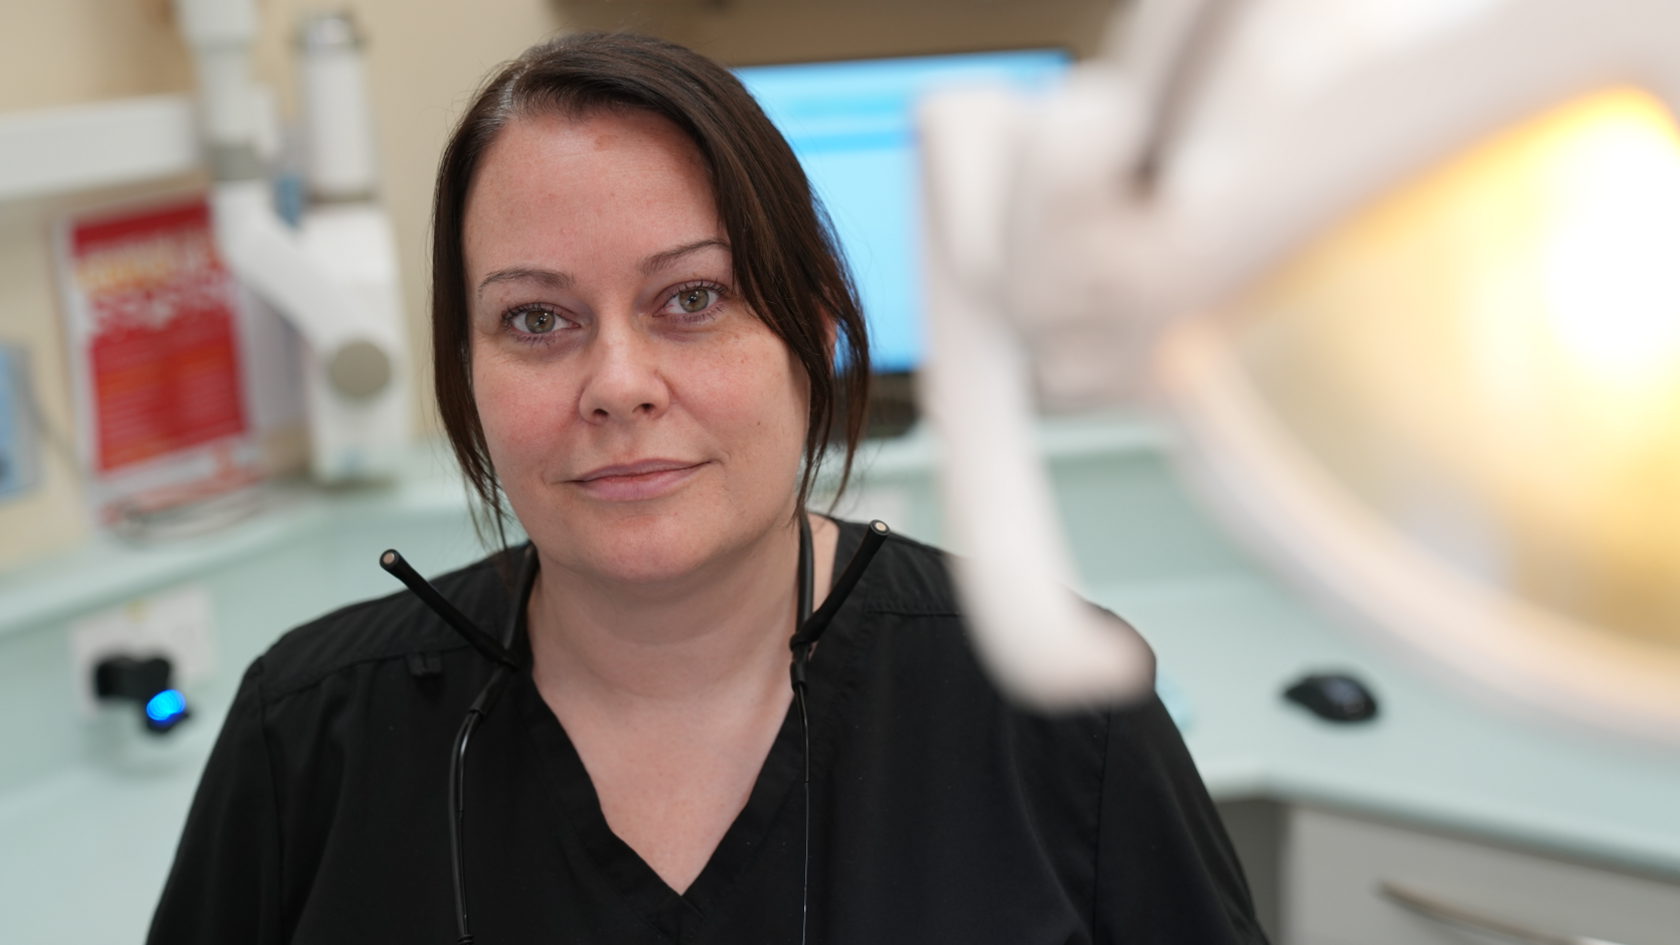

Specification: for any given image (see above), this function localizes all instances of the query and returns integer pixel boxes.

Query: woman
[149,33,1265,944]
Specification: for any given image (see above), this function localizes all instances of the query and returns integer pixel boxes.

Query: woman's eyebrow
[477,267,573,298]
[640,238,729,275]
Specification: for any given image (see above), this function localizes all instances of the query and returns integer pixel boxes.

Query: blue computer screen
[736,49,1071,373]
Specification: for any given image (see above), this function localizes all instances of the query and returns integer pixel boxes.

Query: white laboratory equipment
[173,0,411,483]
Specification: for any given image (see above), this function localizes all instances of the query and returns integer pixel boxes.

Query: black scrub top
[148,521,1267,944]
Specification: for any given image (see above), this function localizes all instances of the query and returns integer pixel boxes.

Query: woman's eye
[511,307,560,334]
[669,286,719,316]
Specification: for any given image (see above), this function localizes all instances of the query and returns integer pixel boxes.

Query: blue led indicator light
[145,689,188,724]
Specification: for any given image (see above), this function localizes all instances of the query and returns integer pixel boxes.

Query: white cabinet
[1283,806,1680,945]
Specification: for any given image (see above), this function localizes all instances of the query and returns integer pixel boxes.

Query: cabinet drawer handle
[1378,881,1628,945]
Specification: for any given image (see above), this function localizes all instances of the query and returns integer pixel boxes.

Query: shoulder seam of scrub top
[256,641,478,705]
[251,558,510,701]
[854,531,962,613]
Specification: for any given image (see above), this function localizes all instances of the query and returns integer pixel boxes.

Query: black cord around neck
[387,518,889,945]
[788,518,890,944]
[795,514,814,944]
[434,546,537,945]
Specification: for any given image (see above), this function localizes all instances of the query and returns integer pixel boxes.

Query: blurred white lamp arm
[999,64,1176,410]
[918,88,1155,710]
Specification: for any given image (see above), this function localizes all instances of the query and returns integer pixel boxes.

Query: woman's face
[464,109,809,587]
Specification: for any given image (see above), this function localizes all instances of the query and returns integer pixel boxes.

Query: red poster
[71,202,249,472]
[56,194,294,528]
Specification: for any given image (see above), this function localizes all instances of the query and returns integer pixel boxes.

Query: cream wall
[0,0,1120,570]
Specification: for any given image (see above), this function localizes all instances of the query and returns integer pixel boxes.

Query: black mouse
[1284,672,1379,723]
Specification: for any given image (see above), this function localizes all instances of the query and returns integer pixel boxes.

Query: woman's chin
[529,507,769,589]
[584,543,710,587]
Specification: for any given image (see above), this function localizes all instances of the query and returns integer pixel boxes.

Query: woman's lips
[570,460,705,501]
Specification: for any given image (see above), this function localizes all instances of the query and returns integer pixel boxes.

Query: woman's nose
[577,322,670,423]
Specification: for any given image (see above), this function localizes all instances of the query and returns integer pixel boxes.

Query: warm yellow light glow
[1232,87,1680,648]
[1540,93,1680,386]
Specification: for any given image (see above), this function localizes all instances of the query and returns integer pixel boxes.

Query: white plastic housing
[297,16,380,200]
[293,204,412,481]
[210,182,410,481]
[172,0,260,151]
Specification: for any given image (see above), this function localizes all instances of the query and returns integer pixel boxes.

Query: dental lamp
[919,0,1680,743]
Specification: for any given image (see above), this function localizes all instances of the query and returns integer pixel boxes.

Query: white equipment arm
[174,0,410,481]
[919,89,1155,710]
[211,181,364,352]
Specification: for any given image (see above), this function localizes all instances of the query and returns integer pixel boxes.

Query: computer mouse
[1284,672,1379,723]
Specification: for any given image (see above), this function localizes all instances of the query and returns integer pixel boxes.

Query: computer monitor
[736,49,1072,376]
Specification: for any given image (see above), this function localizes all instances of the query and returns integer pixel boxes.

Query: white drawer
[1285,806,1680,945]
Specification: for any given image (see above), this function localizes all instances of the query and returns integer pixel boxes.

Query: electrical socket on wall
[68,584,216,716]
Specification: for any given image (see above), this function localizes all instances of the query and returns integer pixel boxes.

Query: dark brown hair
[432,32,870,547]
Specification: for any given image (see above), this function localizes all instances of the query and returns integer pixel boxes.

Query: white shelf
[0,94,200,203]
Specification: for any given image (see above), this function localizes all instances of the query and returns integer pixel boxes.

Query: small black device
[1283,672,1379,723]
[382,519,891,945]
[93,655,191,733]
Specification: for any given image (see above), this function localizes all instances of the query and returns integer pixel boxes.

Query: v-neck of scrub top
[510,520,870,943]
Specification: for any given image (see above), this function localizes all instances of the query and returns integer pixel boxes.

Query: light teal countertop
[3,417,1678,943]
[1095,574,1680,880]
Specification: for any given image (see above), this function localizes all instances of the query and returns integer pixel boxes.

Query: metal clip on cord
[789,519,890,779]
[789,520,891,701]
